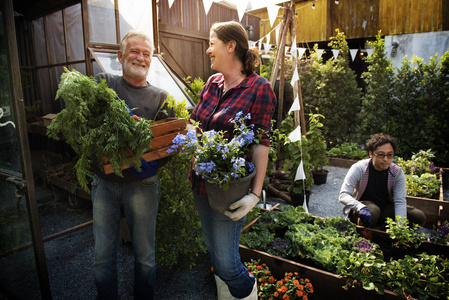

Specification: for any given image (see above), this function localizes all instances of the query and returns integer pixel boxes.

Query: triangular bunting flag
[263,43,271,54]
[303,195,309,213]
[168,0,175,8]
[267,5,281,27]
[366,48,374,56]
[350,49,358,61]
[332,49,339,60]
[285,46,290,56]
[236,0,250,22]
[290,37,297,58]
[202,0,213,15]
[297,48,306,60]
[290,67,299,86]
[248,41,256,48]
[288,96,301,114]
[317,49,324,59]
[258,40,262,51]
[275,25,281,44]
[295,161,306,181]
[288,125,302,143]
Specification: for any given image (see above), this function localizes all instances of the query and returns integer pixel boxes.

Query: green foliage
[280,114,313,192]
[360,31,395,142]
[47,68,153,192]
[300,30,362,145]
[306,109,328,172]
[405,173,441,199]
[184,76,205,105]
[385,216,426,249]
[328,142,368,160]
[156,99,206,268]
[396,149,439,176]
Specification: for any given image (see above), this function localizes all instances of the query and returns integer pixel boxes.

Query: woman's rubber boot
[214,275,258,300]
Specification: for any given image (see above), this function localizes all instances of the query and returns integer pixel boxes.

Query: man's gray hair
[120,30,154,56]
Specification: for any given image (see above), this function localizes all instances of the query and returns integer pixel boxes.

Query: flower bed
[240,206,449,299]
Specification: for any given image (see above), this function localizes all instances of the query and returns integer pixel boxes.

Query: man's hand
[223,193,260,221]
[129,159,159,177]
[358,207,372,227]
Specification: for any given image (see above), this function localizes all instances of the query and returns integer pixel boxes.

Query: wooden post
[289,2,307,136]
[269,6,291,88]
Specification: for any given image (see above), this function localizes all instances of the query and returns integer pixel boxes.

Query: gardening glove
[128,159,159,177]
[358,207,372,227]
[223,193,260,221]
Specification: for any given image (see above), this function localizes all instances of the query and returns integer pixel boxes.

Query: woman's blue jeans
[91,175,160,300]
[193,188,255,298]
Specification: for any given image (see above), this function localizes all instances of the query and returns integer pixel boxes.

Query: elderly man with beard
[92,30,173,300]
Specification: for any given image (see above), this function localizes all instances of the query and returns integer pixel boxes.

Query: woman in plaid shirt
[188,21,276,299]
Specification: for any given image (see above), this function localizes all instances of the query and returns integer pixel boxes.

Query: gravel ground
[2,165,447,299]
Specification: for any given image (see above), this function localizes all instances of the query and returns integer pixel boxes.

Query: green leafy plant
[156,97,206,268]
[405,173,441,199]
[427,220,449,245]
[47,68,154,192]
[306,108,329,173]
[280,114,313,193]
[328,142,368,160]
[385,216,426,249]
[300,29,362,145]
[396,149,439,177]
[184,76,205,105]
[245,259,314,300]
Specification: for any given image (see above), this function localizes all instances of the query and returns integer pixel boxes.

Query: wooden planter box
[239,245,413,300]
[102,118,186,175]
[327,156,358,168]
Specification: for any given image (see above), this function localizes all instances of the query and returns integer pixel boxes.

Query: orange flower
[282,295,290,300]
[259,278,263,283]
[288,272,293,277]
[269,276,276,284]
[262,263,267,267]
[274,291,279,297]
[306,283,312,288]
[257,265,263,271]
[265,270,270,275]
[304,279,310,283]
[268,298,273,300]
[294,272,299,276]
[297,290,304,297]
[293,279,299,287]
[298,285,304,290]
[277,280,283,286]
[309,289,314,294]
[302,296,308,300]
[280,286,288,293]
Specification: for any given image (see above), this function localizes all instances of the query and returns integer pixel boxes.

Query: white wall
[385,31,449,69]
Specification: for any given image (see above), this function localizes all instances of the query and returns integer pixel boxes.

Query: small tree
[360,31,395,142]
[300,29,362,146]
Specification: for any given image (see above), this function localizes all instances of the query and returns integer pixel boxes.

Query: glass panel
[88,0,117,44]
[32,18,47,67]
[46,11,67,65]
[92,51,194,109]
[38,68,53,114]
[0,7,40,299]
[66,4,85,62]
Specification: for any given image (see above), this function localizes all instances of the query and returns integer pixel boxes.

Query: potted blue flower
[168,112,260,212]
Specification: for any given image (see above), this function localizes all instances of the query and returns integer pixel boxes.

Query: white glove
[223,193,260,221]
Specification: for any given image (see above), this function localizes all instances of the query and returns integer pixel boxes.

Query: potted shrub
[306,110,329,185]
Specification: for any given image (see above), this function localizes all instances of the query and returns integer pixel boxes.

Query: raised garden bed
[239,245,414,300]
[327,156,358,168]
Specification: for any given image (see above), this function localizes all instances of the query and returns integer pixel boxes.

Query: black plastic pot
[312,170,329,185]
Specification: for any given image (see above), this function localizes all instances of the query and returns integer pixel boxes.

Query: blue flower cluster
[167,112,258,189]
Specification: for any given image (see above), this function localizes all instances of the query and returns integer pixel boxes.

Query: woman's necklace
[223,74,243,93]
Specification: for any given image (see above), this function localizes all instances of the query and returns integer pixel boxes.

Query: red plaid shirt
[189,72,277,196]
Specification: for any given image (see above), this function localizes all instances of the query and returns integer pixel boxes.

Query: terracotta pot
[205,170,256,213]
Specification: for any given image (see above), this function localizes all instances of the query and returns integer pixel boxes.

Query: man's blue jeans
[91,175,160,300]
[193,188,255,298]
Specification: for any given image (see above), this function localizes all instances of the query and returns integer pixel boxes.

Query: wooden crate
[102,118,186,175]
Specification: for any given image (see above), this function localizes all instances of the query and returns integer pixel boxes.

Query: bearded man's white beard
[123,58,149,79]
